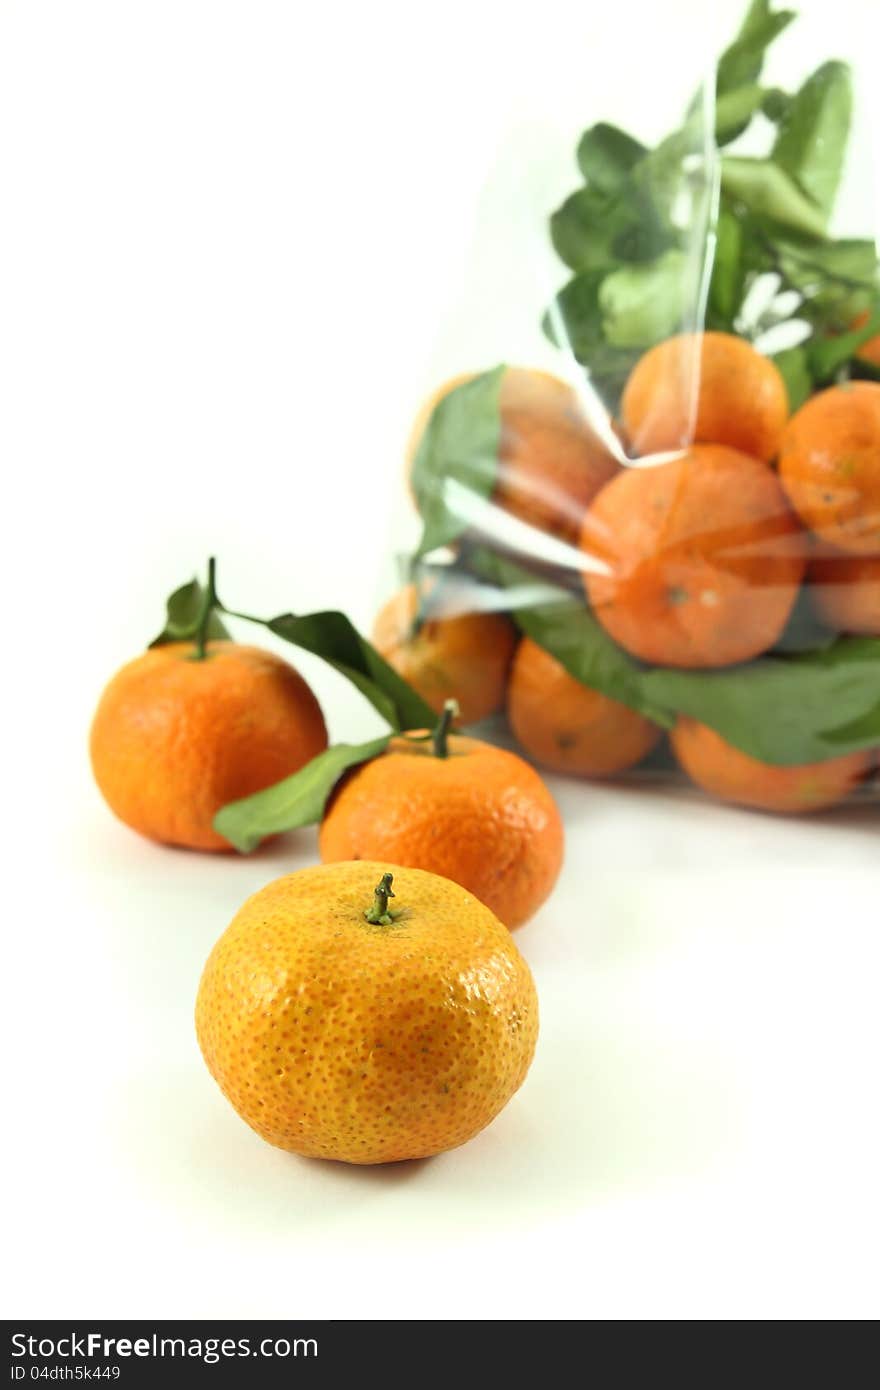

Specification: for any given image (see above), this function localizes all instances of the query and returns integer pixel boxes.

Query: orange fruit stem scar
[364,872,397,925]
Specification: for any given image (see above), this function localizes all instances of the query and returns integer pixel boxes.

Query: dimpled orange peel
[90,640,328,850]
[195,862,539,1165]
[319,701,564,928]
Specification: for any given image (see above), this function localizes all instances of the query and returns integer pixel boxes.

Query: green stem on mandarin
[431,698,459,759]
[193,556,218,661]
[364,872,396,925]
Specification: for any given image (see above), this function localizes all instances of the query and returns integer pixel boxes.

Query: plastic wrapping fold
[375,0,880,816]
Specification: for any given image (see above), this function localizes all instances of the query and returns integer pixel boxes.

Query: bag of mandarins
[373,0,880,817]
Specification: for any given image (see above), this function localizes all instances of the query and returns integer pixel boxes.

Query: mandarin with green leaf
[408,366,619,544]
[671,717,872,814]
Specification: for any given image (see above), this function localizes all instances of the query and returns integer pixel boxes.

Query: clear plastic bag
[373,0,880,817]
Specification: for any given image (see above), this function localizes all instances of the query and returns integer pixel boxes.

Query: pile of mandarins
[88,328,879,1170]
[377,333,879,815]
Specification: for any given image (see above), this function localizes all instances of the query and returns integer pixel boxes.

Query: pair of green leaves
[471,551,880,767]
[150,573,231,648]
[153,571,432,734]
[150,566,435,852]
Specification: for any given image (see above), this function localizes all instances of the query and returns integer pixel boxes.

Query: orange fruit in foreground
[671,718,871,815]
[621,331,789,462]
[808,547,880,636]
[319,712,563,929]
[779,381,880,554]
[582,444,806,668]
[195,861,539,1164]
[507,637,662,776]
[90,641,328,850]
[409,366,619,544]
[372,583,516,725]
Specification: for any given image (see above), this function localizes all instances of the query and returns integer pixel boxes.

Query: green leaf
[712,83,770,144]
[550,183,671,273]
[542,274,639,403]
[775,236,878,291]
[630,86,765,244]
[543,271,604,354]
[149,576,231,648]
[709,208,745,326]
[716,0,796,96]
[771,585,837,653]
[773,236,879,327]
[267,610,434,732]
[772,345,813,411]
[599,250,690,349]
[550,188,617,273]
[214,736,390,852]
[772,61,853,218]
[721,157,829,239]
[808,300,880,380]
[852,356,880,384]
[761,87,791,123]
[630,130,695,229]
[684,79,768,153]
[410,367,505,559]
[643,639,880,765]
[576,123,646,193]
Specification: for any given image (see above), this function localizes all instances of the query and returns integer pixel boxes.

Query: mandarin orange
[90,641,328,850]
[779,381,880,554]
[507,637,662,776]
[671,717,871,814]
[372,583,516,725]
[808,546,880,635]
[319,708,563,929]
[621,331,789,462]
[196,861,539,1164]
[582,444,806,668]
[408,366,619,544]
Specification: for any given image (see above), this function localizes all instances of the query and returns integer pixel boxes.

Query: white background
[2,0,878,1321]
